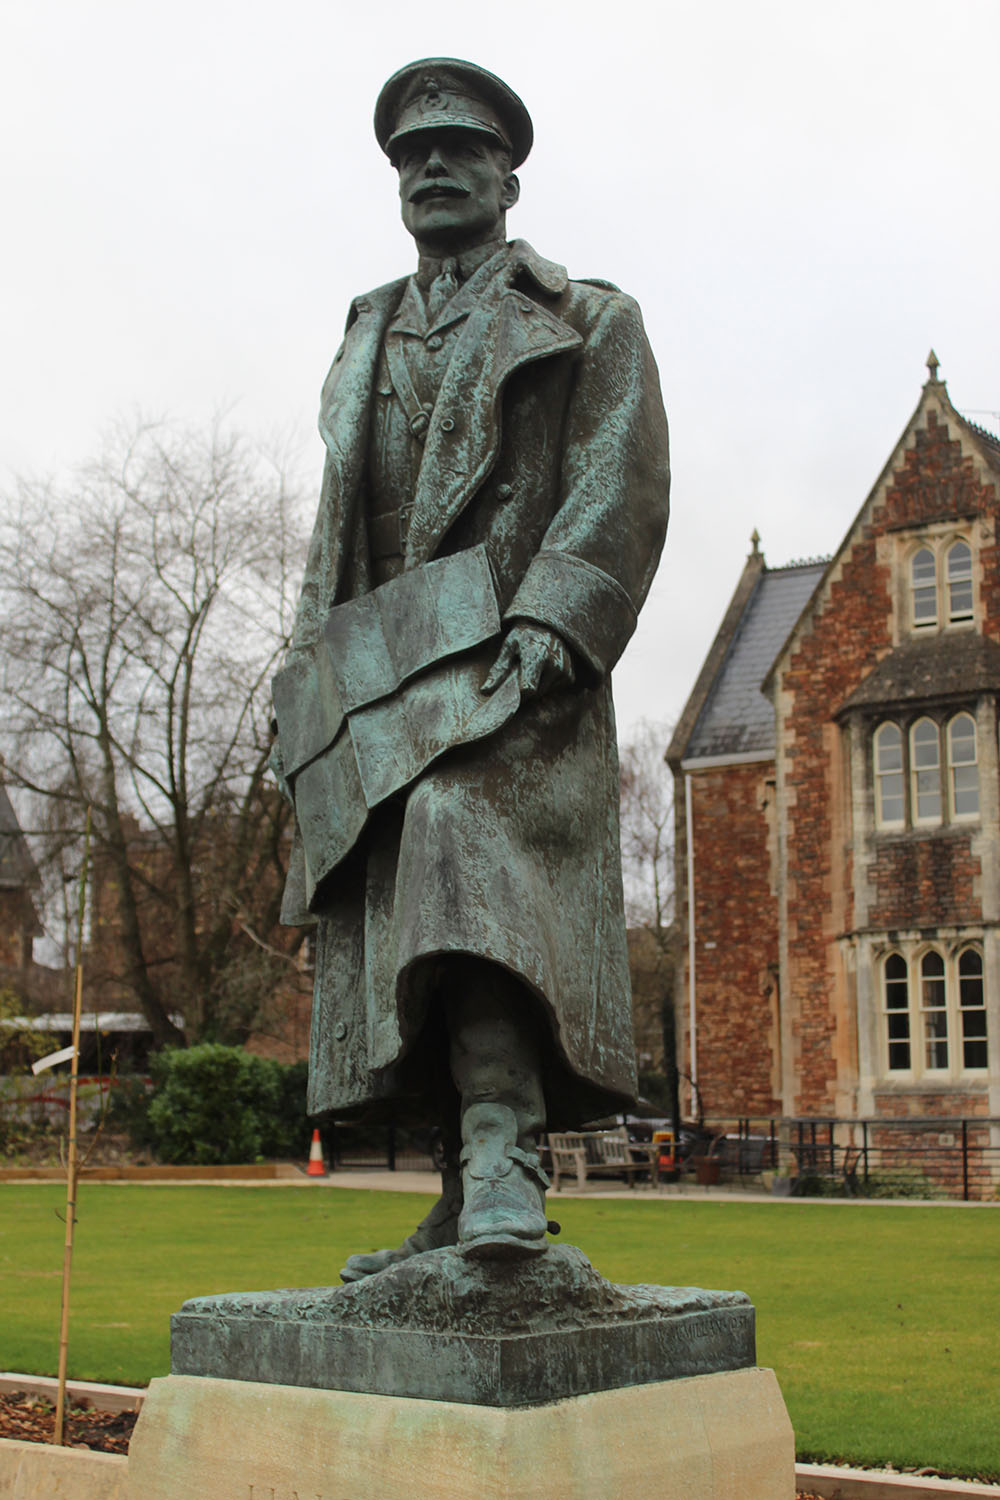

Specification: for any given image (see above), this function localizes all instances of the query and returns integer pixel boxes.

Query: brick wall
[777,401,999,1114]
[0,888,35,970]
[779,532,892,1113]
[680,762,781,1117]
[872,1089,990,1118]
[868,833,981,928]
[875,408,996,537]
[868,1104,993,1201]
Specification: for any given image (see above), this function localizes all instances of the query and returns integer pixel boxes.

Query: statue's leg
[447,963,552,1260]
[339,1146,462,1282]
[340,992,463,1283]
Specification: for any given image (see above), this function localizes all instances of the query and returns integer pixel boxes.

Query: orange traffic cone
[306,1128,326,1177]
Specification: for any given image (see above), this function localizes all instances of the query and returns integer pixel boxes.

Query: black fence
[321,1121,439,1174]
[704,1116,1000,1202]
[319,1114,999,1200]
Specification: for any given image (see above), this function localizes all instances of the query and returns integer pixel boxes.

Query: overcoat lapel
[317,279,405,602]
[405,247,582,566]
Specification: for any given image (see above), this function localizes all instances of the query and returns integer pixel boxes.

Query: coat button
[440,416,456,433]
[333,1021,347,1041]
[426,335,443,350]
[496,483,513,500]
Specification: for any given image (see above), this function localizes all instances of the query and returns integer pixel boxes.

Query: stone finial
[750,528,761,557]
[926,349,940,382]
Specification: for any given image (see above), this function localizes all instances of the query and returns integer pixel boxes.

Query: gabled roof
[763,356,1000,694]
[0,785,39,891]
[670,357,998,774]
[668,543,826,767]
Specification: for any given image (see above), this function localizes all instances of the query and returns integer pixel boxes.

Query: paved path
[224,1169,990,1206]
[318,1169,779,1201]
[4,1165,992,1204]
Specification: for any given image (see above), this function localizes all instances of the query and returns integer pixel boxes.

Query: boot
[340,1166,462,1283]
[457,1102,550,1260]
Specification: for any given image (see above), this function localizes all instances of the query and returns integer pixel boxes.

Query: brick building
[668,357,999,1128]
[86,810,311,1058]
[0,784,41,979]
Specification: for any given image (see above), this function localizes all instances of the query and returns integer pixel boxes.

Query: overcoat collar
[404,243,580,563]
[316,241,579,586]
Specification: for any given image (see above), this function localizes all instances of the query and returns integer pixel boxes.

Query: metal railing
[323,1121,437,1173]
[704,1116,1000,1201]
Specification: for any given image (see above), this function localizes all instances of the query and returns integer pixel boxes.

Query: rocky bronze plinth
[171,1245,754,1407]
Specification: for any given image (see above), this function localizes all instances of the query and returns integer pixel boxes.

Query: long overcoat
[277,240,669,1129]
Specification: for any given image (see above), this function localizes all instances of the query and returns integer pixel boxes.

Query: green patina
[269,58,670,1307]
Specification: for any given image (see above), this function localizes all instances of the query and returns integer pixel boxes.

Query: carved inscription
[695,1313,740,1339]
[247,1486,328,1500]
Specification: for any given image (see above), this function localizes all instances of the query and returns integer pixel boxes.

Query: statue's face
[396,128,518,252]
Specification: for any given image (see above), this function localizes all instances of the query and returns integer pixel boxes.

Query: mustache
[409,180,470,204]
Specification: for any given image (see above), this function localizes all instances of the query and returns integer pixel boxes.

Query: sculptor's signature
[247,1487,332,1500]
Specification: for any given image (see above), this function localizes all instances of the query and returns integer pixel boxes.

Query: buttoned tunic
[367,245,506,581]
[277,240,669,1129]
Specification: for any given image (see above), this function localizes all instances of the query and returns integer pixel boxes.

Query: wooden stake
[53,807,91,1447]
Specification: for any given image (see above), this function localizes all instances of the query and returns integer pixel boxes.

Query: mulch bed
[0,1391,138,1454]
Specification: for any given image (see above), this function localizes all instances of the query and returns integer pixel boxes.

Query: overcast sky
[3,0,998,746]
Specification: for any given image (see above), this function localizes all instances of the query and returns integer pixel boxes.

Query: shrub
[268,1059,311,1158]
[858,1166,938,1200]
[145,1045,284,1164]
[111,1047,312,1163]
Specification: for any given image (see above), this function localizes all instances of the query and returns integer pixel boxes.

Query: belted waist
[369,505,412,559]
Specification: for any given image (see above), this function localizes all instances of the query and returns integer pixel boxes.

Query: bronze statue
[272,58,669,1277]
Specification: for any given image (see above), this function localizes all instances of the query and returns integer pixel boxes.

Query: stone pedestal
[170,1246,756,1407]
[130,1245,795,1499]
[128,1367,794,1500]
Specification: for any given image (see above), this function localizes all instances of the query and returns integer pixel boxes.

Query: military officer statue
[271,58,670,1278]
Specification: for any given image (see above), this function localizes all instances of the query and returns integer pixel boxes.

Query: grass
[1,1185,998,1480]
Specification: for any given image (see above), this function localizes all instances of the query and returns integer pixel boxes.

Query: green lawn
[2,1185,998,1479]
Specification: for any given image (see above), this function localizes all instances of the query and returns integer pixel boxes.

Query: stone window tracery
[906,533,975,633]
[910,547,937,628]
[910,718,942,825]
[882,945,988,1080]
[948,712,979,820]
[874,722,904,828]
[920,950,948,1070]
[947,540,973,622]
[958,949,988,1069]
[873,713,979,830]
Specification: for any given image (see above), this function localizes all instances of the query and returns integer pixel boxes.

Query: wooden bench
[548,1127,651,1191]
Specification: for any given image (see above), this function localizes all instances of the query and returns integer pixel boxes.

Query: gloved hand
[481,622,575,701]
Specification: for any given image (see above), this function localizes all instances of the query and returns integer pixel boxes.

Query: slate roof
[683,562,826,761]
[837,632,1000,716]
[0,785,39,890]
[958,412,1000,471]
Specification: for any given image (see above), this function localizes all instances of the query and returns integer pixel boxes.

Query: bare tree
[619,719,674,934]
[619,719,678,1110]
[0,418,308,1046]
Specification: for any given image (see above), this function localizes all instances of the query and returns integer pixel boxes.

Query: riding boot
[457,1101,550,1259]
[446,962,553,1260]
